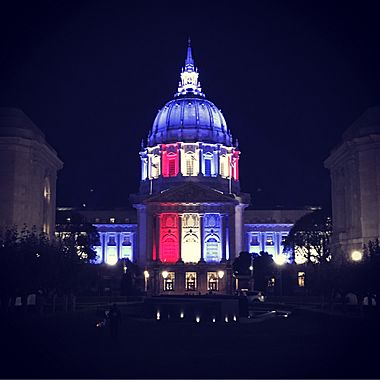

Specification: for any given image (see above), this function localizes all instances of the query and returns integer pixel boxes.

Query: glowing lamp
[196,316,200,323]
[217,270,225,279]
[351,250,363,262]
[156,311,160,320]
[273,254,287,266]
[249,265,253,271]
[224,316,229,323]
[162,271,169,279]
[212,317,216,323]
[180,311,184,319]
[144,270,150,278]
[233,315,237,321]
[106,256,118,266]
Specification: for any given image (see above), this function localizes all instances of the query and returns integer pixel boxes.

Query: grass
[1,305,379,378]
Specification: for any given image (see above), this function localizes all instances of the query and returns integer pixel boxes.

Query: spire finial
[185,37,194,66]
[175,38,205,97]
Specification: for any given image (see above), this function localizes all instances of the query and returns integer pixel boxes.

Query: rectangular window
[220,162,225,177]
[204,159,211,176]
[185,272,197,291]
[250,234,260,246]
[266,234,274,246]
[168,159,176,176]
[186,158,194,176]
[207,272,218,291]
[298,272,305,287]
[164,272,175,291]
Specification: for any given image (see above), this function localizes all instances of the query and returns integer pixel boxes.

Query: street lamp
[217,270,225,279]
[351,250,363,262]
[144,270,150,293]
[273,254,287,297]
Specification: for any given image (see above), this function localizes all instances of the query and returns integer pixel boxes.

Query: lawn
[1,305,379,378]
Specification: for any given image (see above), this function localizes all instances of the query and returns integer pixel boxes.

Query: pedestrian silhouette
[107,303,122,340]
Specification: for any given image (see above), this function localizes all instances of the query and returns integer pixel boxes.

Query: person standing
[107,303,122,340]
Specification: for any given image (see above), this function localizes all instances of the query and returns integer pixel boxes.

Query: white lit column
[178,214,183,262]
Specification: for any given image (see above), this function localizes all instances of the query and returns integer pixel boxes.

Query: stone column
[221,214,227,262]
[155,214,161,262]
[199,214,205,262]
[177,214,183,263]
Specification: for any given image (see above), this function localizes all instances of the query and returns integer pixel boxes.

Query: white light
[225,316,229,323]
[249,266,253,271]
[212,317,216,323]
[162,271,169,279]
[180,311,184,319]
[218,270,225,279]
[273,254,287,266]
[144,270,150,278]
[196,316,200,323]
[351,250,363,262]
[156,311,160,320]
[233,315,237,321]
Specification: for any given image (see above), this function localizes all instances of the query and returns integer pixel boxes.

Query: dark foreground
[1,305,379,379]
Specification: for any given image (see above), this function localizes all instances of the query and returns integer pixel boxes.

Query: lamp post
[273,254,287,297]
[144,270,150,293]
[351,250,363,262]
[218,270,224,291]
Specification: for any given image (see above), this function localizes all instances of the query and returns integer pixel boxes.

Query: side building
[325,106,380,260]
[0,107,63,237]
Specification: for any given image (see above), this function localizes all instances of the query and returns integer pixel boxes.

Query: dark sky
[1,1,379,209]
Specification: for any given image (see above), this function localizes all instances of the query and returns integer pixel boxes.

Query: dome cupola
[147,39,232,146]
[139,41,241,196]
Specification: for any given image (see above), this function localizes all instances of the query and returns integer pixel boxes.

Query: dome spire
[185,37,194,67]
[176,38,204,97]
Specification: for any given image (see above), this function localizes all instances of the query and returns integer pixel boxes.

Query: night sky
[1,1,379,210]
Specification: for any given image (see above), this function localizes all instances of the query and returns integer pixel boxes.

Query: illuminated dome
[148,97,232,146]
[147,39,232,146]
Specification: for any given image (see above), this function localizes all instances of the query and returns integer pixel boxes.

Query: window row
[93,232,134,265]
[162,271,223,292]
[141,143,239,181]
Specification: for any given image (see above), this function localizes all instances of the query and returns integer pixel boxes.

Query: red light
[159,213,179,263]
[161,144,179,177]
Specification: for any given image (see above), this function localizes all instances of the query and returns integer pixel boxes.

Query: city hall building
[65,42,309,295]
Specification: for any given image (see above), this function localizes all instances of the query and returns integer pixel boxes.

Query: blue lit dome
[147,40,233,146]
[148,97,232,146]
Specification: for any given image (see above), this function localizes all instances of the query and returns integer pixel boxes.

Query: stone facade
[0,107,63,237]
[324,106,380,259]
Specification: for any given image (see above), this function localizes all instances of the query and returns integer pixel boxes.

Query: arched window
[204,236,221,262]
[150,154,160,178]
[220,154,229,178]
[181,213,201,263]
[203,152,214,176]
[160,213,179,263]
[181,144,199,176]
[42,177,51,235]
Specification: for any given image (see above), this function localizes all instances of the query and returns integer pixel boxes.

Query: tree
[252,251,275,291]
[0,223,99,313]
[283,209,332,264]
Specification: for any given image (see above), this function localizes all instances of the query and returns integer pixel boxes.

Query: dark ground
[1,305,379,379]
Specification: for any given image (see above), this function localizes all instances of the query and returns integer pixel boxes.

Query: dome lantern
[176,38,204,98]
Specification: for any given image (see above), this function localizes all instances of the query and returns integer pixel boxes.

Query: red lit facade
[159,213,180,263]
